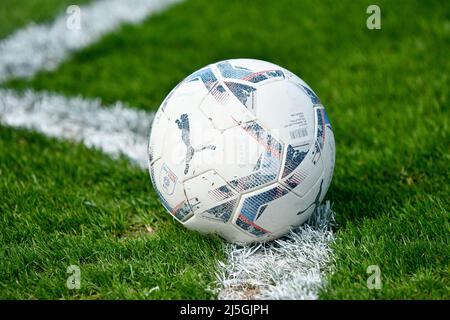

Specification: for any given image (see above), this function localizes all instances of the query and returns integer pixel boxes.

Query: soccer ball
[148,59,335,244]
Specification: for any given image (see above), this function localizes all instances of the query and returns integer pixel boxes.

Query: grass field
[1,0,449,299]
[0,126,223,299]
[0,0,91,40]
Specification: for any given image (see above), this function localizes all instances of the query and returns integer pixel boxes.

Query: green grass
[0,0,91,40]
[0,126,223,299]
[320,198,449,299]
[1,0,449,299]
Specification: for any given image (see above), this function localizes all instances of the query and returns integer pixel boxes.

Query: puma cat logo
[175,114,216,174]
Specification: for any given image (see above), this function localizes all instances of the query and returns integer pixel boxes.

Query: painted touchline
[0,0,183,82]
[0,89,151,168]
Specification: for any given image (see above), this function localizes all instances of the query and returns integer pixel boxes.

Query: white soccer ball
[148,59,335,244]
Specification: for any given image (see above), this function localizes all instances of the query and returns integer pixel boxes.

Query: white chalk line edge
[0,0,183,82]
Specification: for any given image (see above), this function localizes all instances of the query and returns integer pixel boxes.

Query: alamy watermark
[367,5,381,30]
[66,265,81,290]
[367,265,382,290]
[66,5,82,30]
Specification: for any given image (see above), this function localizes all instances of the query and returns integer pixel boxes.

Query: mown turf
[0,126,224,299]
[0,0,91,40]
[2,0,449,299]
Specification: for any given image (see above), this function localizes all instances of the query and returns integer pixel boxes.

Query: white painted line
[0,0,182,82]
[216,202,335,300]
[0,89,152,168]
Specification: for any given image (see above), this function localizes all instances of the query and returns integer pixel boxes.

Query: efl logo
[160,163,178,195]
